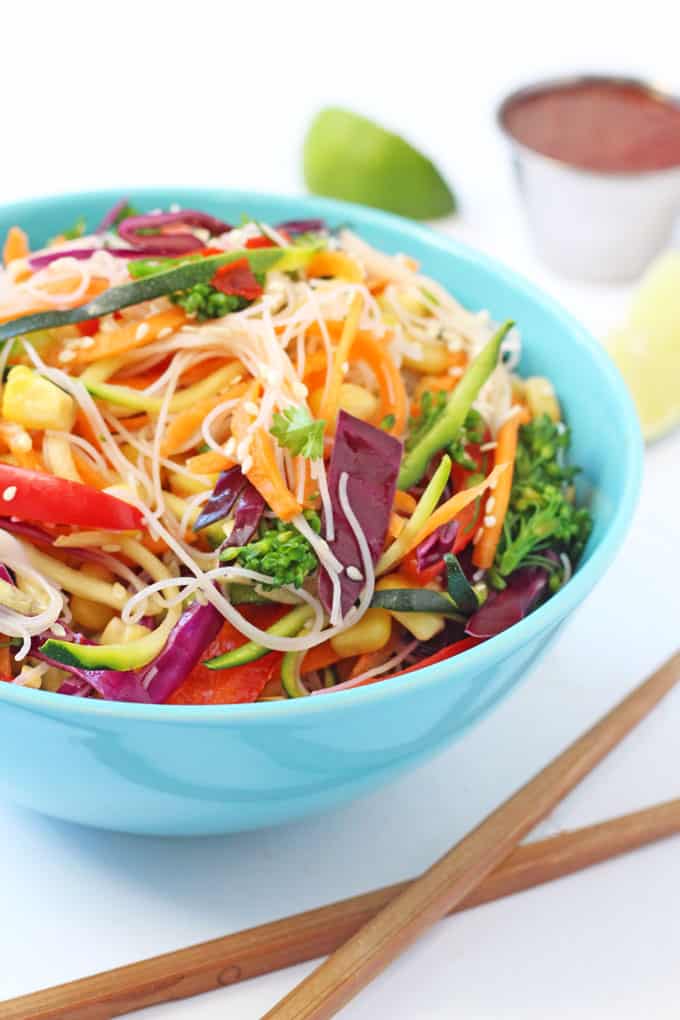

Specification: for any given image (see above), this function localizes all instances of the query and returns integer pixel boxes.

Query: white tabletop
[2,4,679,1017]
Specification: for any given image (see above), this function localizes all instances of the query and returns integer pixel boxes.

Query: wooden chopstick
[264,650,680,1019]
[4,797,680,1020]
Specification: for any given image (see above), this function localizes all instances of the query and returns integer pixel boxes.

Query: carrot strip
[407,464,508,557]
[393,490,417,515]
[161,392,231,457]
[350,332,408,437]
[186,450,234,474]
[116,413,149,432]
[3,226,29,266]
[13,446,44,472]
[349,632,401,679]
[301,641,342,674]
[387,513,406,539]
[320,294,364,432]
[71,451,110,490]
[472,406,531,570]
[248,428,302,521]
[306,251,364,283]
[180,357,232,387]
[72,307,186,365]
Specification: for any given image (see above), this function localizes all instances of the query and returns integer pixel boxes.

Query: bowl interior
[0,188,642,719]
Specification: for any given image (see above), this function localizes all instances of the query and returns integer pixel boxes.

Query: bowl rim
[0,187,643,724]
[497,72,680,181]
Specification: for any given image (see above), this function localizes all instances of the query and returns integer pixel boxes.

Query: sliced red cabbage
[28,248,148,270]
[320,411,402,616]
[118,210,231,255]
[222,482,265,549]
[96,197,131,233]
[145,602,223,703]
[415,520,458,571]
[465,566,548,639]
[193,467,246,532]
[275,219,326,235]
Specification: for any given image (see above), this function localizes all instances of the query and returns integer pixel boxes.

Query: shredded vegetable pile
[0,202,591,703]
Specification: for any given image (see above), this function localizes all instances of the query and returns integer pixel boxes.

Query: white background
[1,2,680,1017]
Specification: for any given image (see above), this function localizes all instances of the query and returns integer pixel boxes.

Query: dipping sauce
[502,79,680,173]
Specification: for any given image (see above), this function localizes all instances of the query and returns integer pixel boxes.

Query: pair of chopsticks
[4,650,679,1020]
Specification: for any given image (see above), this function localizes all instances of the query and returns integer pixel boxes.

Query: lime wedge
[606,252,680,441]
[303,108,456,220]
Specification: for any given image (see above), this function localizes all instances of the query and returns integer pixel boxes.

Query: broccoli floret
[220,511,321,589]
[170,282,246,320]
[494,414,592,578]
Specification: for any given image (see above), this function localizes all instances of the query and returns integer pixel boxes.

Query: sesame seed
[243,401,258,416]
[2,486,17,502]
[448,366,464,377]
[346,565,363,582]
[81,336,97,348]
[480,441,497,452]
[485,496,495,513]
[489,477,498,491]
[50,623,66,638]
[169,203,181,213]
[473,527,484,545]
[472,569,485,583]
[157,327,173,339]
[241,455,253,474]
[484,515,497,528]
[135,323,150,341]
[341,361,350,375]
[231,375,243,385]
[58,349,76,363]
[102,544,121,553]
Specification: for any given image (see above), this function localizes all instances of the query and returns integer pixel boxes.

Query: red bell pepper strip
[211,258,263,301]
[167,605,285,705]
[0,464,143,530]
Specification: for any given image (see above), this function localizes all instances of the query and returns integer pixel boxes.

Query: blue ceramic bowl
[0,189,642,835]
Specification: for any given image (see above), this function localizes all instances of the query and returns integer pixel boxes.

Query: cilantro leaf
[270,407,325,459]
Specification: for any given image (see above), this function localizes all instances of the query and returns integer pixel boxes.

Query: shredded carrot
[116,413,149,432]
[306,251,364,283]
[393,490,417,515]
[411,464,508,553]
[13,446,44,472]
[472,407,531,570]
[71,451,110,490]
[186,450,234,475]
[73,408,102,452]
[349,632,401,679]
[248,428,302,521]
[350,332,408,437]
[387,512,406,539]
[301,640,342,674]
[0,632,11,675]
[72,307,186,365]
[3,226,29,266]
[162,392,231,457]
[180,357,233,387]
[319,293,363,432]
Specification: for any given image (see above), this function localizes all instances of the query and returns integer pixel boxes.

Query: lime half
[303,108,456,220]
[606,252,680,441]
